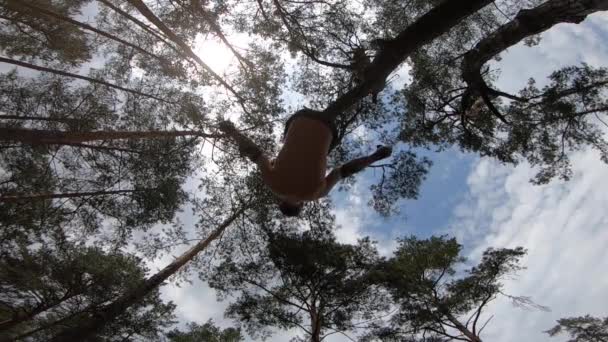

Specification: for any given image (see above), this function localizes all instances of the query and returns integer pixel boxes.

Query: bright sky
[151,10,608,342]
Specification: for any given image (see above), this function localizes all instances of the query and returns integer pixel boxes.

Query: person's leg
[339,145,392,177]
[318,145,392,197]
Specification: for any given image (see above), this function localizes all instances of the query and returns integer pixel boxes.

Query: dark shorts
[283,109,339,153]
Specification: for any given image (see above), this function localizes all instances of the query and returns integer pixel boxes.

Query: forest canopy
[0,0,607,341]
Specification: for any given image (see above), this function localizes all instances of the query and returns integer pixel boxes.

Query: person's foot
[373,145,392,160]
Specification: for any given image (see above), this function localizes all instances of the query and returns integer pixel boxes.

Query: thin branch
[0,127,221,146]
[0,189,141,203]
[242,279,309,312]
[472,293,494,335]
[97,0,169,43]
[488,87,528,102]
[50,142,143,154]
[0,56,175,104]
[321,328,356,342]
[0,114,82,125]
[480,87,509,124]
[477,315,494,335]
[13,1,168,63]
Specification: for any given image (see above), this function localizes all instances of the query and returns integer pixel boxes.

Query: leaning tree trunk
[0,127,218,145]
[323,0,495,118]
[0,189,142,203]
[443,310,483,342]
[462,0,608,94]
[49,205,248,341]
[0,292,79,332]
[9,303,102,341]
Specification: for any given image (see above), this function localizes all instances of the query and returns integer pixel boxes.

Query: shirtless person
[219,108,392,217]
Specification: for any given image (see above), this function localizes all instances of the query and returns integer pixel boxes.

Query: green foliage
[369,150,432,216]
[0,0,92,64]
[398,5,608,185]
[502,65,608,184]
[0,241,176,341]
[373,236,528,341]
[546,315,608,342]
[208,226,388,340]
[0,73,197,248]
[166,320,243,342]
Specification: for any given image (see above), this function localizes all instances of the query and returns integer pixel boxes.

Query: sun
[193,35,238,74]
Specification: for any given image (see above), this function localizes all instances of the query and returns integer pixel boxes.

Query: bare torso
[262,117,333,201]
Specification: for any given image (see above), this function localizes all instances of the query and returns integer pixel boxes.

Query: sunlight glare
[193,35,237,74]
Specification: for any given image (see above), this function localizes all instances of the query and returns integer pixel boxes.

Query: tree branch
[462,0,608,123]
[11,1,168,63]
[323,0,495,118]
[124,0,249,112]
[0,57,175,104]
[0,127,221,145]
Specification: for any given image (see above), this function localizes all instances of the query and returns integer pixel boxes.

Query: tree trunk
[462,0,608,91]
[48,206,248,341]
[0,189,141,203]
[323,0,494,117]
[0,127,217,145]
[9,304,99,341]
[0,291,79,332]
[96,0,172,47]
[443,310,482,342]
[309,307,322,342]
[125,0,243,103]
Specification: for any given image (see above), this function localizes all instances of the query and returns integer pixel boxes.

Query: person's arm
[218,120,274,182]
[319,145,392,197]
[218,120,264,162]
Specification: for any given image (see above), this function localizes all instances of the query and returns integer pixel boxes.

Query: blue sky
[150,9,608,342]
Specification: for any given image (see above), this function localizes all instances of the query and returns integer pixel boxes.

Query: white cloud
[446,16,608,341]
[161,278,231,328]
[442,14,608,341]
[493,13,608,93]
[448,145,608,342]
[333,181,400,257]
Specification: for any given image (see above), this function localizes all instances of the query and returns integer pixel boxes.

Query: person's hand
[373,145,392,160]
[218,120,237,133]
[240,143,262,162]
